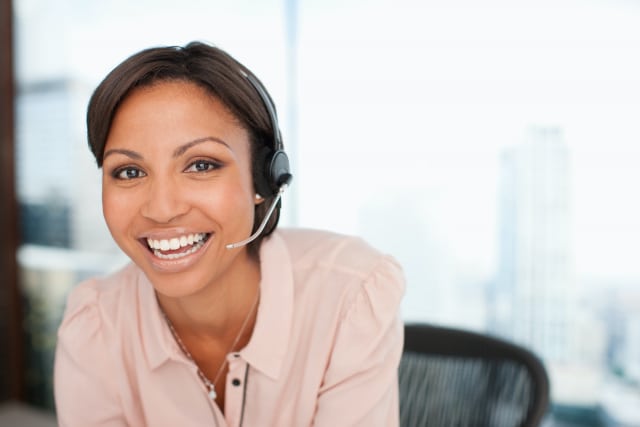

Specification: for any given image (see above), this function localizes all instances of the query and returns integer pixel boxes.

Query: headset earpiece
[268,150,292,191]
[243,72,293,197]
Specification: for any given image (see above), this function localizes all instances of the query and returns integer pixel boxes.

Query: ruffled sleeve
[54,282,126,427]
[314,254,405,426]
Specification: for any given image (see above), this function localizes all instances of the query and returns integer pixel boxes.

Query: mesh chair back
[399,324,549,427]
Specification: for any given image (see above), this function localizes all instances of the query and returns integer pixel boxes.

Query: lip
[138,231,214,273]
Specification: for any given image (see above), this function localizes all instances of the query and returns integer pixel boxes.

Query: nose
[140,177,190,223]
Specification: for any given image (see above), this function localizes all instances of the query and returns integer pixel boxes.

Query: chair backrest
[399,323,550,427]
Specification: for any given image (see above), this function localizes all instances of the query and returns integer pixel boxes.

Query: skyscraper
[491,126,574,362]
[15,78,115,253]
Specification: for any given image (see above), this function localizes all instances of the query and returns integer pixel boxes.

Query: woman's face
[102,80,260,297]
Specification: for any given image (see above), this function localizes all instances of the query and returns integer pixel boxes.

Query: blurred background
[1,0,640,425]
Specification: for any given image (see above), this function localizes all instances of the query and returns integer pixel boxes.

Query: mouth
[142,232,212,260]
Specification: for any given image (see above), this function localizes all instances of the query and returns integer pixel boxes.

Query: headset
[225,72,293,250]
[244,72,293,197]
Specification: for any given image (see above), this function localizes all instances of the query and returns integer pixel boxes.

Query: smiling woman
[52,41,405,427]
[101,81,258,292]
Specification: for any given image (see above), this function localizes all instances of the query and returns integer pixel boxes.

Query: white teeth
[169,238,180,250]
[145,233,208,251]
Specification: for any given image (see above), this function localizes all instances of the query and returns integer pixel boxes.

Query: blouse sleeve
[313,255,406,427]
[54,284,127,427]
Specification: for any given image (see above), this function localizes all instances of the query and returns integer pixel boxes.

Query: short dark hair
[87,41,284,256]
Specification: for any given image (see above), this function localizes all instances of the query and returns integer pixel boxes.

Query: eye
[185,159,221,173]
[113,167,147,180]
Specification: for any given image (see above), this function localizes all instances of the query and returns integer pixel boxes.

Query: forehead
[107,80,249,149]
[117,80,235,124]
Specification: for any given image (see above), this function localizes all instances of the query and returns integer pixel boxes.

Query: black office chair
[399,323,550,427]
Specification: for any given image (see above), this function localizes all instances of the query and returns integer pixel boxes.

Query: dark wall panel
[0,0,22,402]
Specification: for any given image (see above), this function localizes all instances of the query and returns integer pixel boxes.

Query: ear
[254,193,265,205]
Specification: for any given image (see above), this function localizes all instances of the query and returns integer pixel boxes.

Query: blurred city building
[491,126,576,362]
[490,128,640,426]
[15,78,124,410]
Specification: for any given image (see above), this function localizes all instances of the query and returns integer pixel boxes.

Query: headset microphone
[225,182,290,250]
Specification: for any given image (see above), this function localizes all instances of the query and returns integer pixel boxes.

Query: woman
[54,41,405,427]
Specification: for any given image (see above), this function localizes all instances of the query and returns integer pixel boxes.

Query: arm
[54,287,127,427]
[313,256,405,427]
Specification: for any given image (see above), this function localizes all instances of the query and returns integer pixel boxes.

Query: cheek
[190,173,255,230]
[101,185,133,236]
[205,183,255,222]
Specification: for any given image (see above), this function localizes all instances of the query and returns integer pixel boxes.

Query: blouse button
[232,378,242,387]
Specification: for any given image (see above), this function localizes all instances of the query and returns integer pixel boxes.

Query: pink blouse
[54,229,405,426]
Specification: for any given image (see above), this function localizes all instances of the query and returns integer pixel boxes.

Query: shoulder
[275,228,405,316]
[63,262,140,315]
[276,228,398,275]
[57,262,140,352]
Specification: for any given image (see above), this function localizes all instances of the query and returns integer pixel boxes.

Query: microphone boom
[225,184,288,250]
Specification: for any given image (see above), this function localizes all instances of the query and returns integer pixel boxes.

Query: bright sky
[14,0,640,283]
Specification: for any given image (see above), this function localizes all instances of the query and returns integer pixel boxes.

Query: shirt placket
[224,352,248,427]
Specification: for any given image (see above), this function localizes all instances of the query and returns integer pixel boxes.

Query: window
[14,0,640,424]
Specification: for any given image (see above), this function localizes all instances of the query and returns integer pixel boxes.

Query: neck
[156,253,261,340]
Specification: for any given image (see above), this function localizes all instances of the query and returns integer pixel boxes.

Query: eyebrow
[172,136,230,157]
[103,136,230,161]
[103,148,142,161]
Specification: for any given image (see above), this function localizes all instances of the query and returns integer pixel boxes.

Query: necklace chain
[162,288,260,401]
